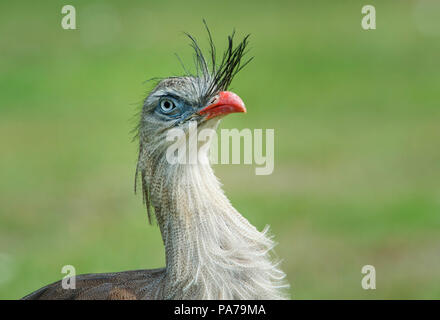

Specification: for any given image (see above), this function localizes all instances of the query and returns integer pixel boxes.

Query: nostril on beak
[209,95,219,105]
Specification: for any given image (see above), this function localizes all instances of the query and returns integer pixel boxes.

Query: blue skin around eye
[156,96,193,122]
[156,97,181,117]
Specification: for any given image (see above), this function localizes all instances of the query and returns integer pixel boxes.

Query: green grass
[1,0,439,299]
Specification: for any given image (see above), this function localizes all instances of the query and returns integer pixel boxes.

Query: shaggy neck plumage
[142,144,288,299]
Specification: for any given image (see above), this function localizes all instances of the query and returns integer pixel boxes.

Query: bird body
[23,26,289,300]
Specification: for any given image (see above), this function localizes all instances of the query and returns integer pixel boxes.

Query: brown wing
[21,268,165,300]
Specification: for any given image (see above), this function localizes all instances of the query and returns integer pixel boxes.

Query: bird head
[139,77,246,153]
[135,24,252,222]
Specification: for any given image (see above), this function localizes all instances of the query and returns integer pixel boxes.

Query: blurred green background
[1,0,439,299]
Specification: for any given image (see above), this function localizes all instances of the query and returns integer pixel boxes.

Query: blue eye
[159,98,176,113]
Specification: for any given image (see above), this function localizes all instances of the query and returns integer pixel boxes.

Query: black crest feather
[183,20,253,105]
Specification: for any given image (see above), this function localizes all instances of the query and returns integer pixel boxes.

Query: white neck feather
[141,130,289,299]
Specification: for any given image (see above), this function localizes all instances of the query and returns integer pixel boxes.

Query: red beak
[199,91,246,120]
